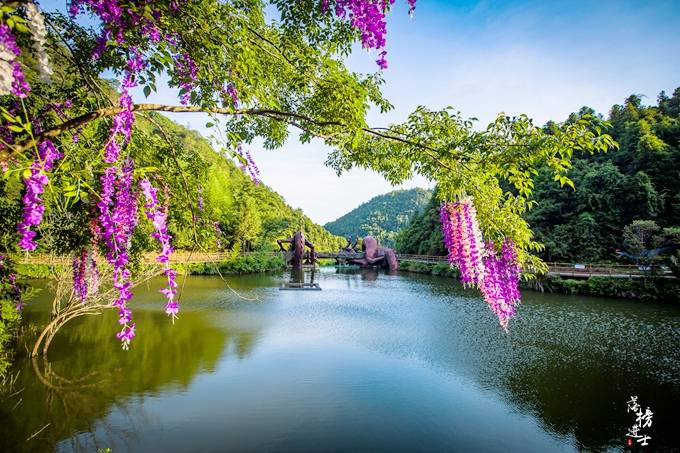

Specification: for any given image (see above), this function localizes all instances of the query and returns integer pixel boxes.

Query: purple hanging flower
[175,53,198,105]
[329,0,416,69]
[139,178,178,320]
[17,140,62,250]
[439,199,483,287]
[440,198,522,329]
[73,250,88,301]
[235,144,260,185]
[97,159,138,348]
[480,240,521,330]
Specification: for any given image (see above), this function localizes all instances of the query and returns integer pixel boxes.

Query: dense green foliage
[176,253,285,275]
[399,90,680,267]
[137,114,345,253]
[399,260,679,303]
[527,90,680,263]
[536,276,680,303]
[395,187,446,256]
[324,188,431,247]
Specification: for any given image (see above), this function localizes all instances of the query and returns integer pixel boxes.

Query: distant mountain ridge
[324,188,432,247]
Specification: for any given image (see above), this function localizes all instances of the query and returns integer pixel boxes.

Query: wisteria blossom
[440,198,522,329]
[223,82,239,108]
[440,199,484,287]
[96,159,138,349]
[17,140,62,250]
[330,0,416,68]
[480,239,521,330]
[235,144,260,185]
[63,0,196,346]
[175,53,198,105]
[72,249,99,302]
[140,178,179,320]
[0,24,29,97]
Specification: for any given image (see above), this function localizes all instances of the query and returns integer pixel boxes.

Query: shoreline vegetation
[13,252,289,279]
[14,256,679,302]
[398,260,680,303]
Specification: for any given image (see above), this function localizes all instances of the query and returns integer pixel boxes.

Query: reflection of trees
[498,348,680,451]
[0,305,263,453]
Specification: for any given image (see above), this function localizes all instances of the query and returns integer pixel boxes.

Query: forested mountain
[324,188,432,247]
[398,89,680,263]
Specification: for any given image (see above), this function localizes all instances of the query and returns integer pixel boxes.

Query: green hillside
[397,89,680,264]
[324,188,432,247]
[142,114,345,253]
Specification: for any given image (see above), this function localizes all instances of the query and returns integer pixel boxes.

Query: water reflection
[1,270,678,452]
[0,282,264,453]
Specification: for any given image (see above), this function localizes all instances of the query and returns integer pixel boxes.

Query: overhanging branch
[4,103,454,171]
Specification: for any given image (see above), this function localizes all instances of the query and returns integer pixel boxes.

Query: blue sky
[42,0,680,224]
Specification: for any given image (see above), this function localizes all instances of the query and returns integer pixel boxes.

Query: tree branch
[4,103,455,172]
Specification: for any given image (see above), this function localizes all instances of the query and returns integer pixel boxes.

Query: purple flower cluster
[17,140,62,250]
[223,83,239,108]
[104,52,145,163]
[197,184,204,211]
[72,249,99,301]
[480,239,521,330]
[236,144,260,185]
[175,53,198,105]
[69,0,168,58]
[330,0,416,69]
[96,159,138,349]
[439,199,484,287]
[440,199,522,329]
[139,178,178,319]
[0,24,30,97]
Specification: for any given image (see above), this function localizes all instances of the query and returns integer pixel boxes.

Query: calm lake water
[1,268,679,452]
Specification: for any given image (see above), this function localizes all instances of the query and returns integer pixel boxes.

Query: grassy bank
[399,260,460,278]
[532,275,680,302]
[174,253,286,275]
[399,260,680,303]
[12,253,287,279]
